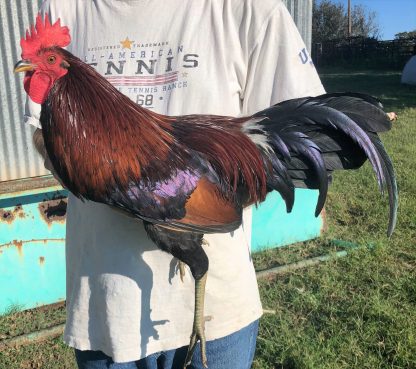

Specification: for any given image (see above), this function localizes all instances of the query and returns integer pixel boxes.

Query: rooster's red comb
[21,13,71,59]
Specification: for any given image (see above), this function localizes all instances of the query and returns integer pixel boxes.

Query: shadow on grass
[318,67,416,111]
[274,358,297,369]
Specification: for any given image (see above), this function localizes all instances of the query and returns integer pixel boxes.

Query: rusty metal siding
[283,0,313,52]
[0,184,68,314]
[0,0,46,182]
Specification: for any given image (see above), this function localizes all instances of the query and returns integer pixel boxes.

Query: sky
[331,0,416,40]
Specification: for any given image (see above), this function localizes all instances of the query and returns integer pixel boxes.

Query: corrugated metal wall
[0,0,46,182]
[283,0,313,52]
[0,0,312,183]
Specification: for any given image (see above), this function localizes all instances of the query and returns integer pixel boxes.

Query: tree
[313,0,346,43]
[313,0,380,44]
[351,4,380,39]
[395,30,416,40]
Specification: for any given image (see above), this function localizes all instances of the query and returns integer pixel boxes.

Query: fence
[313,37,416,69]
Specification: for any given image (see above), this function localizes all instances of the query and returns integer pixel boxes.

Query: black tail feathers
[252,92,398,237]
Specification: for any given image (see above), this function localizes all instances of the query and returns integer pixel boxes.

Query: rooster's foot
[183,272,209,368]
[183,321,208,369]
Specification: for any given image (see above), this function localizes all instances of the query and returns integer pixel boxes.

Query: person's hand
[33,128,47,158]
[43,155,67,188]
[387,112,397,121]
[33,129,66,188]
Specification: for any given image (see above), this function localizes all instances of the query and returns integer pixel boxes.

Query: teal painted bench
[0,176,323,314]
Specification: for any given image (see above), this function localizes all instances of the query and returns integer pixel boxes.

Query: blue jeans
[75,319,259,369]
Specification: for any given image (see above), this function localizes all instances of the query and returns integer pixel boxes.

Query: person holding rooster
[25,0,325,368]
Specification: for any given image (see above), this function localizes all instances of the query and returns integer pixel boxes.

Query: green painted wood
[0,183,322,314]
[251,189,323,252]
[0,187,67,314]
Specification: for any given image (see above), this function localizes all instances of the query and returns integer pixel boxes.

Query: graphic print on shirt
[298,47,314,66]
[83,37,199,110]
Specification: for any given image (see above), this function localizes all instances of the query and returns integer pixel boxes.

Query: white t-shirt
[27,0,324,363]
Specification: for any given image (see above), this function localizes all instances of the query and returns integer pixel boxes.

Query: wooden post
[348,0,352,37]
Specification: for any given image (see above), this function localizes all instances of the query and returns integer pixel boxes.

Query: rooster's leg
[178,238,209,282]
[143,223,209,368]
[184,271,208,368]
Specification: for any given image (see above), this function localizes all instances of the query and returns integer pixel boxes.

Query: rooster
[14,15,397,368]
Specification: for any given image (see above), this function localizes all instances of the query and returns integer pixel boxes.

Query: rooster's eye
[47,55,56,64]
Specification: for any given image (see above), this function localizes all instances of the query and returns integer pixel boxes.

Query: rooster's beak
[14,60,35,73]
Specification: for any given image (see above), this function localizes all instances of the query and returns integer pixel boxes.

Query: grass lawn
[253,68,416,369]
[1,68,415,368]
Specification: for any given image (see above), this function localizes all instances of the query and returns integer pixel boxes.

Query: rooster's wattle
[15,15,398,368]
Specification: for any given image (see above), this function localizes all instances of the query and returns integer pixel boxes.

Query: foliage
[313,0,346,43]
[313,0,380,43]
[313,37,415,71]
[395,30,416,39]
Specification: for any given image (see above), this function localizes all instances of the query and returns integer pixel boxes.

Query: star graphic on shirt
[120,37,134,49]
